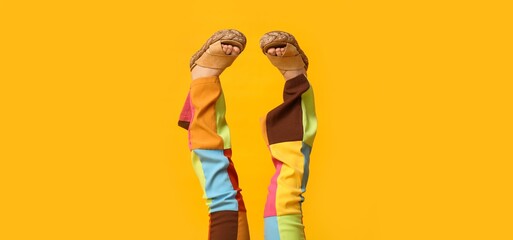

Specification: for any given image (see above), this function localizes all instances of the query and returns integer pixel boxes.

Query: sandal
[189,29,247,70]
[179,29,246,130]
[259,31,309,71]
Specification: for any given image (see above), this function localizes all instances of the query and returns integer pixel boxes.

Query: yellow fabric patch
[270,141,305,216]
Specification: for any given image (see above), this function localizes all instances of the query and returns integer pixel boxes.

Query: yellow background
[1,0,512,239]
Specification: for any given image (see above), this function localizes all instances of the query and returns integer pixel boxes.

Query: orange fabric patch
[189,76,224,150]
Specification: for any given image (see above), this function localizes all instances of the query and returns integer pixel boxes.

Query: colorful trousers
[178,74,317,240]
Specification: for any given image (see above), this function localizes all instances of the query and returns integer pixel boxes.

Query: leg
[262,74,317,240]
[260,31,317,240]
[178,30,250,240]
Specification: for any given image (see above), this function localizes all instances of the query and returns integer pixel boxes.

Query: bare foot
[267,46,307,81]
[191,44,241,80]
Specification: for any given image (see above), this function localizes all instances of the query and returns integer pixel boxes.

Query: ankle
[191,65,224,80]
[282,69,307,81]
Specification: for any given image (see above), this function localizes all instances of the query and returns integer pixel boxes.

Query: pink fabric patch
[186,92,194,149]
[179,91,192,123]
[264,157,282,217]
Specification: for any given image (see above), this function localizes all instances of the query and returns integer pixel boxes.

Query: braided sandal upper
[260,31,309,71]
[189,29,247,71]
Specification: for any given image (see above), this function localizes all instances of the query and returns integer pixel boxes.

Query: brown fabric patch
[177,120,190,130]
[266,74,310,145]
[210,211,239,240]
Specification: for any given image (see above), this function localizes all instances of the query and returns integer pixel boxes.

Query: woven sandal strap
[265,43,305,71]
[194,40,239,69]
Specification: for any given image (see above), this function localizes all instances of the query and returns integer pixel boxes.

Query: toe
[226,45,233,55]
[221,44,233,55]
[232,46,241,55]
[267,48,276,56]
[276,48,284,57]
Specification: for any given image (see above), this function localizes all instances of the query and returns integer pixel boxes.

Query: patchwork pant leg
[261,74,317,240]
[179,76,250,240]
